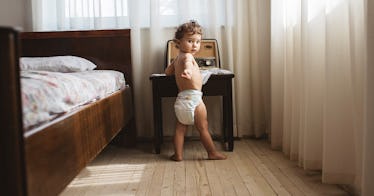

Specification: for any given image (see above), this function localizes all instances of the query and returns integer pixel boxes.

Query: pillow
[20,56,97,72]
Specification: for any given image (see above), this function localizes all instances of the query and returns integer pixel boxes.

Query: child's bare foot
[170,154,183,162]
[208,152,227,160]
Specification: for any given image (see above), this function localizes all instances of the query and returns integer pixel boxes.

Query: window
[33,0,227,30]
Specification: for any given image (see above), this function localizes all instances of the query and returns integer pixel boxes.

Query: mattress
[21,70,126,129]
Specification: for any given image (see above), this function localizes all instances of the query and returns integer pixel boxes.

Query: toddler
[165,21,227,161]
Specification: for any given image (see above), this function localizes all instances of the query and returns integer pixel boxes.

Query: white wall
[0,0,30,30]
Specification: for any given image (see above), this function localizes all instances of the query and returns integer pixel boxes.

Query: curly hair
[174,20,203,40]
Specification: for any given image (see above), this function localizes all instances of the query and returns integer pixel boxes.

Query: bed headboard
[20,29,133,87]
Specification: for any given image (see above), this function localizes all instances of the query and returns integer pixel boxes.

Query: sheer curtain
[271,0,370,193]
[30,0,271,138]
[364,2,374,195]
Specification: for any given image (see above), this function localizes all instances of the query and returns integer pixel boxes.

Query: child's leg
[171,121,187,161]
[194,102,227,160]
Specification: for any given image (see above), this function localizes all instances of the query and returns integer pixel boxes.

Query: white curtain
[364,2,374,196]
[30,0,271,139]
[271,0,370,193]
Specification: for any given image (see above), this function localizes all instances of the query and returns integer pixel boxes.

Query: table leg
[153,92,162,154]
[223,86,234,151]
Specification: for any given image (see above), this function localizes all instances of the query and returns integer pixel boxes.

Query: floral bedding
[21,70,126,129]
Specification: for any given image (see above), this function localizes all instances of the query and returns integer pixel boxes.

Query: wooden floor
[60,139,350,196]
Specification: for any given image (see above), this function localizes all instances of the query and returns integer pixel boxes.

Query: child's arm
[165,61,175,75]
[181,55,194,80]
[181,68,192,80]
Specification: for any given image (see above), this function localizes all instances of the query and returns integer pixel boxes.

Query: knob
[206,60,211,66]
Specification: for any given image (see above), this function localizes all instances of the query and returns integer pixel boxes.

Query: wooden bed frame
[0,27,136,196]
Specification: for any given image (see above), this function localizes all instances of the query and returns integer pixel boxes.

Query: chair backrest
[166,39,221,69]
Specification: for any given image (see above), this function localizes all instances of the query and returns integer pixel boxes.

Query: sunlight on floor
[67,164,146,187]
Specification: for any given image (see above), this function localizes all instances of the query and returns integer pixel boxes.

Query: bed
[0,27,135,196]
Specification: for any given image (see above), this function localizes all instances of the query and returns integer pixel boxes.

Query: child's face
[178,33,202,55]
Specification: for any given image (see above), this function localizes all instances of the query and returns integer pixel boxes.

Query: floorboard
[60,139,350,196]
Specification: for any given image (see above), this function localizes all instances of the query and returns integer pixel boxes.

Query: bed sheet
[21,70,126,129]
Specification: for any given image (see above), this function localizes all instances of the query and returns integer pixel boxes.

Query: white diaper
[174,90,203,125]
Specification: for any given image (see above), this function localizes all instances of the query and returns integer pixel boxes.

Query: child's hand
[181,69,192,79]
